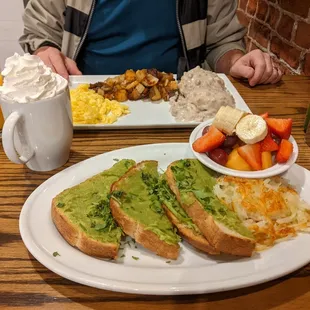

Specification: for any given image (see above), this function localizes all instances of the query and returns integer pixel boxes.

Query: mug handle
[2,111,34,164]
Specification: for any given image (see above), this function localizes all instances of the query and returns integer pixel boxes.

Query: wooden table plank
[1,75,310,309]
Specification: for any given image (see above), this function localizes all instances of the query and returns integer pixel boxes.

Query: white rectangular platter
[69,74,251,130]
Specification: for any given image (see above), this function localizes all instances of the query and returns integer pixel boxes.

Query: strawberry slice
[260,133,279,152]
[276,139,293,163]
[266,118,292,139]
[260,112,269,120]
[192,125,226,153]
[237,143,262,170]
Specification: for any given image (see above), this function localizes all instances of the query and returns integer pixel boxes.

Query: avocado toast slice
[166,159,256,257]
[157,175,218,255]
[109,161,180,259]
[51,159,135,259]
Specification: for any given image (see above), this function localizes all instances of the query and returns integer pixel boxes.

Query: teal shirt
[77,0,181,74]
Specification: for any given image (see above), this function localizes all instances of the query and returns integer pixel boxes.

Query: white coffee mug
[0,89,73,171]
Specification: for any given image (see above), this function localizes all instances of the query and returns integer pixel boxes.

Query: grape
[208,149,228,166]
[202,126,210,136]
[271,133,281,145]
[222,135,238,148]
[222,147,233,155]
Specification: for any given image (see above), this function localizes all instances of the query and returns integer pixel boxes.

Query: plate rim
[19,142,310,295]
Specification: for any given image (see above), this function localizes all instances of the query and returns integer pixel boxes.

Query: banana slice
[213,106,246,135]
[236,115,268,144]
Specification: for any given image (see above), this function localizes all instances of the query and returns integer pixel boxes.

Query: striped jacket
[20,0,246,75]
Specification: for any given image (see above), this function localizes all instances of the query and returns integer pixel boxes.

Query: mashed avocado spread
[111,161,180,245]
[156,175,201,234]
[54,159,135,244]
[170,159,253,239]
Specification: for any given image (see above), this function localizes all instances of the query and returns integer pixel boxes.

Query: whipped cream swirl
[0,53,68,103]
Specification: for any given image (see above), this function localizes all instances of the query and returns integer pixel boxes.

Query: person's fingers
[248,51,266,86]
[39,54,56,73]
[65,57,82,75]
[230,60,255,80]
[271,68,283,84]
[260,53,273,84]
[264,67,279,84]
[49,51,69,79]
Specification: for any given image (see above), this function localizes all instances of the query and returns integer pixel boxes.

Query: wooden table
[1,76,310,309]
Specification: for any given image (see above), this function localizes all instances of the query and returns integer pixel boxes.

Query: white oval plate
[19,143,310,295]
[189,120,299,178]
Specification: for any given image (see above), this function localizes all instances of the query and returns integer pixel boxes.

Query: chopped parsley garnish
[79,223,87,231]
[132,256,139,260]
[120,254,125,258]
[53,251,60,257]
[87,199,117,233]
[56,202,65,208]
[141,172,164,215]
[113,158,120,162]
[141,172,157,188]
[124,160,132,169]
[171,165,194,190]
[166,261,171,264]
[111,190,124,200]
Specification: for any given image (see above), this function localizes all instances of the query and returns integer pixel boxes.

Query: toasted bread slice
[166,159,256,257]
[158,176,218,255]
[162,204,218,254]
[110,161,180,260]
[52,201,118,258]
[51,159,135,259]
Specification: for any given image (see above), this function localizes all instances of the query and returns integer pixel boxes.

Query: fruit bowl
[189,120,298,178]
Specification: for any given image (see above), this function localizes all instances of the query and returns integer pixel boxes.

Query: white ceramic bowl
[189,120,299,178]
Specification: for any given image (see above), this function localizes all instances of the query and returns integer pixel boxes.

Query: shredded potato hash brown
[70,84,130,124]
[214,176,310,250]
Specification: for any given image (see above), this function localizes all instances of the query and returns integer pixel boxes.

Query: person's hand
[230,49,283,87]
[34,46,82,80]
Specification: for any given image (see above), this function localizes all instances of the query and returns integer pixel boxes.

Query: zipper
[176,0,189,70]
[73,0,97,61]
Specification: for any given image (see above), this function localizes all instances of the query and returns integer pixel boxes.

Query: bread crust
[166,161,255,257]
[110,161,180,260]
[162,204,218,255]
[51,199,119,259]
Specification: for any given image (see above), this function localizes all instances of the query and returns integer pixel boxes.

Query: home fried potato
[114,89,128,102]
[136,69,147,82]
[90,69,178,102]
[167,80,178,91]
[149,85,161,101]
[135,83,145,94]
[159,85,169,101]
[141,87,149,98]
[128,88,141,101]
[125,69,136,83]
[125,80,139,90]
[142,74,159,87]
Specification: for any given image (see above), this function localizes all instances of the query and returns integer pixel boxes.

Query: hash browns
[214,176,310,250]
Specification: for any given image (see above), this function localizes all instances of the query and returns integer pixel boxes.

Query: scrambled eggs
[70,84,130,124]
